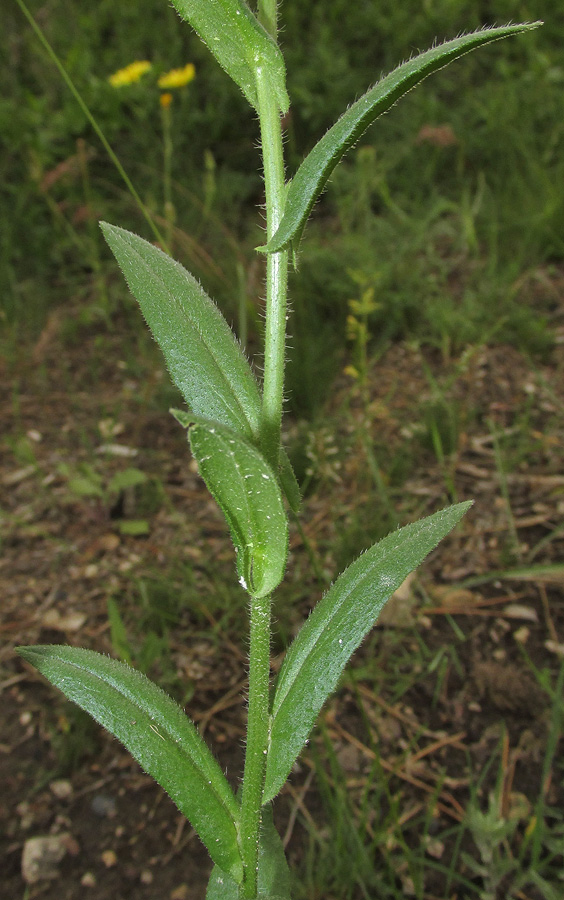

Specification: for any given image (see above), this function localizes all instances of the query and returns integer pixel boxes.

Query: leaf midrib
[269,23,541,252]
[57,652,239,820]
[124,235,260,435]
[270,525,426,719]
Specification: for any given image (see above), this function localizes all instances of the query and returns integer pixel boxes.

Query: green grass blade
[184,416,288,599]
[460,563,564,588]
[16,646,243,882]
[170,0,289,113]
[262,22,542,254]
[14,0,166,250]
[263,501,472,802]
[101,222,261,438]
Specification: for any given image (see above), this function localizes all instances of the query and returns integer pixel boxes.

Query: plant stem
[257,0,278,39]
[239,593,271,898]
[256,66,289,472]
[239,59,288,900]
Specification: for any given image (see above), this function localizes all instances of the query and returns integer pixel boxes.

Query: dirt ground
[1,287,564,899]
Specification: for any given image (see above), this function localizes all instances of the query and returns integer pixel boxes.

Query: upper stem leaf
[17,645,243,882]
[261,22,542,255]
[102,223,301,513]
[176,413,288,599]
[101,222,262,440]
[170,0,289,113]
[263,501,473,802]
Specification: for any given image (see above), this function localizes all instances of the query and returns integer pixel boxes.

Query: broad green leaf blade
[253,803,292,899]
[188,418,288,599]
[263,501,472,802]
[206,868,238,900]
[170,0,289,113]
[263,22,541,253]
[172,408,301,515]
[101,222,261,439]
[206,805,292,899]
[17,646,243,882]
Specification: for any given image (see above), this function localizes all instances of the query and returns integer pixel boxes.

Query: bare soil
[1,293,563,899]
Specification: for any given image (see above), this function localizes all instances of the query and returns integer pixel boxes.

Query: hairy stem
[257,0,278,39]
[239,593,271,897]
[238,59,288,900]
[257,66,289,472]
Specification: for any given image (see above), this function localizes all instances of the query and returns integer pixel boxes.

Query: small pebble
[81,872,97,887]
[140,869,154,885]
[22,834,71,883]
[50,779,73,800]
[101,849,117,868]
[514,625,530,644]
[90,795,117,818]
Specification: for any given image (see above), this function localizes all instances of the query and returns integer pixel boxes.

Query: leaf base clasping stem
[256,64,289,474]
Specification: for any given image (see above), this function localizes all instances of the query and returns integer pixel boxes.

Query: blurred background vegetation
[2,0,563,415]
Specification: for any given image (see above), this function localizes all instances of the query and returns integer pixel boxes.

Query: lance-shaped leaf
[102,224,301,510]
[263,501,472,802]
[278,448,301,515]
[16,646,243,882]
[262,22,541,254]
[101,222,261,439]
[170,0,289,113]
[206,804,291,899]
[186,417,288,599]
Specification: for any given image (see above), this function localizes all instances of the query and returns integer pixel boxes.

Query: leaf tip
[16,645,44,664]
[170,407,193,429]
[99,220,113,238]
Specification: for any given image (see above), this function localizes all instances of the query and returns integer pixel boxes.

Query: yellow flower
[158,63,196,90]
[160,92,173,109]
[108,60,152,88]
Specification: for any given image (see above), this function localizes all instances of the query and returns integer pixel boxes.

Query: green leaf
[102,224,302,510]
[17,646,243,882]
[107,468,147,494]
[101,222,262,440]
[173,407,300,518]
[106,598,133,665]
[262,22,541,254]
[206,804,292,899]
[263,501,472,802]
[279,449,301,515]
[187,417,288,599]
[67,475,104,498]
[117,519,150,536]
[206,867,239,900]
[170,0,289,113]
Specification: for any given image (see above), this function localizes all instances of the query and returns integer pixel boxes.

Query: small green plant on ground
[16,3,540,898]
